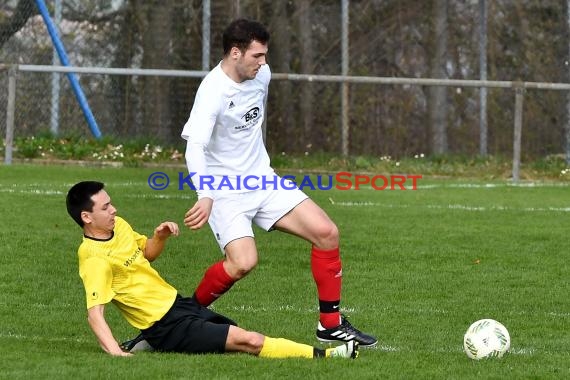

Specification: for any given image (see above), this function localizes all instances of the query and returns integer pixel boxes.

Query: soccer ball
[463,319,510,360]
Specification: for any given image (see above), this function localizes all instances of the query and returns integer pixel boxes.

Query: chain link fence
[1,0,570,160]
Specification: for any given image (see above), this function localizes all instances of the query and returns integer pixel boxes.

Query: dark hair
[222,18,270,55]
[66,181,105,227]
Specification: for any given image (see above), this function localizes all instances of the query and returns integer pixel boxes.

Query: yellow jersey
[77,216,177,329]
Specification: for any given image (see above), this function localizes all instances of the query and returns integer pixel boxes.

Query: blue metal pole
[50,0,61,136]
[35,0,102,139]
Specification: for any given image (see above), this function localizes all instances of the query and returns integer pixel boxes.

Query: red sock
[193,260,235,306]
[311,246,342,328]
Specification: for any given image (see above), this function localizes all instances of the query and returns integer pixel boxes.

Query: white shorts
[208,182,308,251]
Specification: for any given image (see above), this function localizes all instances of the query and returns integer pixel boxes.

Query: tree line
[1,0,569,159]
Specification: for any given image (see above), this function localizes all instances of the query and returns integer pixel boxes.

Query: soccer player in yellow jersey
[66,181,358,359]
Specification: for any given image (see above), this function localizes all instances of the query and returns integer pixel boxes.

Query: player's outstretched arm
[144,222,179,262]
[184,197,213,230]
[87,305,131,357]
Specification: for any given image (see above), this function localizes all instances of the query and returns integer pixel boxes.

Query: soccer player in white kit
[181,18,377,347]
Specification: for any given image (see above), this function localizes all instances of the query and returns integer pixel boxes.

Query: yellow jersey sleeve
[133,229,147,252]
[79,256,115,309]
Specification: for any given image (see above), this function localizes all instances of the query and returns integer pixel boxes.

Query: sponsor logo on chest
[235,106,261,130]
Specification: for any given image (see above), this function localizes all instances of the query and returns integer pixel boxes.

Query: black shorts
[141,295,237,354]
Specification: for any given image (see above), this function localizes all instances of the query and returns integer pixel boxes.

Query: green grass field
[1,164,569,379]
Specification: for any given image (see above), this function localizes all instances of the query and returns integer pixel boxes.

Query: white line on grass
[124,193,195,200]
[332,181,570,191]
[548,311,570,317]
[1,331,539,356]
[329,200,570,213]
[2,180,570,193]
[416,182,570,189]
[0,187,195,200]
[0,331,91,344]
[0,188,64,195]
[5,185,570,212]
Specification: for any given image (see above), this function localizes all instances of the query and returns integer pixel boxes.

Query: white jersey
[181,63,275,199]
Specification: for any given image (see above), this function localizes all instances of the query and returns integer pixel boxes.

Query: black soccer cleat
[120,333,154,353]
[317,315,378,348]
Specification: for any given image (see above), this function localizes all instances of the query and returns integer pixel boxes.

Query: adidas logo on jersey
[228,101,235,109]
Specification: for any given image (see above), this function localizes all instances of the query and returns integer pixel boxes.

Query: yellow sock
[258,337,314,359]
